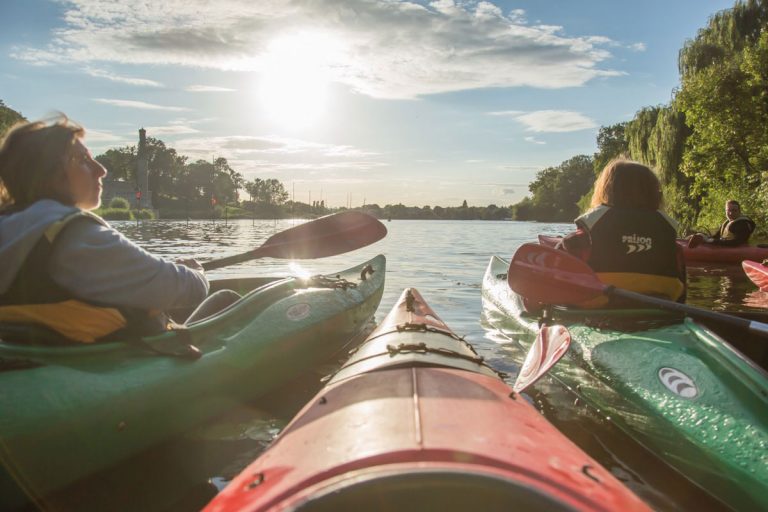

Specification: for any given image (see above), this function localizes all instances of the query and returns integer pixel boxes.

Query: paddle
[202,211,387,271]
[512,324,571,393]
[743,260,768,291]
[508,243,768,338]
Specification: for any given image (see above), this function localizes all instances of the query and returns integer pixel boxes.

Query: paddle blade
[203,211,386,270]
[513,324,571,393]
[537,234,561,248]
[743,260,768,291]
[260,211,386,259]
[508,243,604,305]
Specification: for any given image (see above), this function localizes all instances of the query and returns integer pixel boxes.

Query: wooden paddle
[512,324,571,393]
[508,243,768,338]
[202,211,387,271]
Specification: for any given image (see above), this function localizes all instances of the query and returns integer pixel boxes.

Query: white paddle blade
[512,324,571,393]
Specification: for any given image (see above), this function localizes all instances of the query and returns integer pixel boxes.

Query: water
[31,219,765,511]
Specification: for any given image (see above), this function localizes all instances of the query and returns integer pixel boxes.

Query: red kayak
[204,288,651,512]
[678,240,768,264]
[743,260,768,291]
[540,234,768,265]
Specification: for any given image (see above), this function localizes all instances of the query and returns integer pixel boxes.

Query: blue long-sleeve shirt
[0,200,208,311]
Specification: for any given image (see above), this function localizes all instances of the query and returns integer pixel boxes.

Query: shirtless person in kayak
[0,116,236,343]
[688,199,755,248]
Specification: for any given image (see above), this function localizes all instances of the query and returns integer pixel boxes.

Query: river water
[36,218,765,511]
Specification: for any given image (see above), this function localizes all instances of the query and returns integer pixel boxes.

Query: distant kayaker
[687,199,755,248]
[558,159,686,305]
[0,116,237,343]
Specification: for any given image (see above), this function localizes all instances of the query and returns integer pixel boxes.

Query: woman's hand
[175,258,204,272]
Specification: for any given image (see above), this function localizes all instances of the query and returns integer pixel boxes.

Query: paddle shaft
[606,286,768,337]
[509,243,768,339]
[202,247,274,271]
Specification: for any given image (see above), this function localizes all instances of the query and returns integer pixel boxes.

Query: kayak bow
[205,288,651,512]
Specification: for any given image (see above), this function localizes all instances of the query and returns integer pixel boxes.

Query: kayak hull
[482,255,768,511]
[0,255,386,508]
[679,240,768,264]
[205,288,650,512]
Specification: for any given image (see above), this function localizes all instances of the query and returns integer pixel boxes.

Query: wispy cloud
[93,98,189,111]
[487,110,525,117]
[85,67,162,87]
[172,133,385,176]
[15,0,627,99]
[492,109,596,133]
[524,136,546,144]
[144,125,200,135]
[185,84,236,92]
[83,128,125,142]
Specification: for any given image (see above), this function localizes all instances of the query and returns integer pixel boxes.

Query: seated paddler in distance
[686,199,756,249]
[0,116,239,345]
[556,159,686,308]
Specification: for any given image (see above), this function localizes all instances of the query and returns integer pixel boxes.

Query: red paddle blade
[743,260,768,291]
[260,211,386,259]
[537,234,561,247]
[513,324,571,393]
[508,243,604,305]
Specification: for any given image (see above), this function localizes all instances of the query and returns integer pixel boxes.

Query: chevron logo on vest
[622,234,652,254]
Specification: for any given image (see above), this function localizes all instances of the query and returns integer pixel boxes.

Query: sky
[0,0,737,208]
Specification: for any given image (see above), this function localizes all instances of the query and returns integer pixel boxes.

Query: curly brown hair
[590,159,662,210]
[0,115,85,211]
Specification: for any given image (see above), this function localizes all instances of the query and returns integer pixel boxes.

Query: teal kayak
[482,255,768,511]
[0,255,385,509]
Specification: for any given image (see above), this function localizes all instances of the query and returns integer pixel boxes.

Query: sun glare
[258,32,341,129]
[288,262,313,279]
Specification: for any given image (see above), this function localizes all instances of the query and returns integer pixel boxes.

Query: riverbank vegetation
[512,0,768,233]
[1,0,764,228]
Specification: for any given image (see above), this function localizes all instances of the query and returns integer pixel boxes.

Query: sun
[258,32,341,129]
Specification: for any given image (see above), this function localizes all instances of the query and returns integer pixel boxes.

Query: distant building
[101,128,154,211]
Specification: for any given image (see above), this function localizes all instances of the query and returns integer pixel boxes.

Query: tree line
[96,139,290,215]
[512,0,768,234]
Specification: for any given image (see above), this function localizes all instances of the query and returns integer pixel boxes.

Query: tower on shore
[136,128,151,208]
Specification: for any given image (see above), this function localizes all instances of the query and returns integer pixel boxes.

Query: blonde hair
[0,115,85,211]
[590,159,662,210]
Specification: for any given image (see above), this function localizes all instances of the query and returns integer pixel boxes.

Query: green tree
[515,155,595,222]
[146,138,187,202]
[594,122,629,175]
[675,0,768,228]
[97,147,136,182]
[0,100,26,136]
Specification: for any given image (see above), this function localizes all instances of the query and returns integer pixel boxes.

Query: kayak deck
[0,255,386,508]
[482,255,768,511]
[205,288,650,512]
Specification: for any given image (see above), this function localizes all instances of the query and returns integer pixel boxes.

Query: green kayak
[0,255,385,509]
[482,255,768,511]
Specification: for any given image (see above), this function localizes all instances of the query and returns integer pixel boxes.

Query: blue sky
[0,0,736,208]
